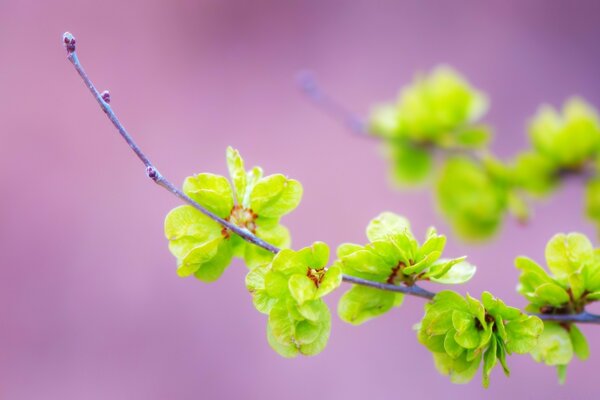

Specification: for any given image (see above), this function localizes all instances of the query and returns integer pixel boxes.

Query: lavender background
[2,1,600,398]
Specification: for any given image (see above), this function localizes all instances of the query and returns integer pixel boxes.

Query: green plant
[301,67,600,241]
[64,32,600,388]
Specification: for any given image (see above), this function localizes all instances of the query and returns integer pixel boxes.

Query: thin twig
[296,71,370,137]
[63,32,600,325]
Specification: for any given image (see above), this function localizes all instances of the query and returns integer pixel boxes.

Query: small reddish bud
[63,32,76,53]
[101,90,111,103]
[146,166,158,180]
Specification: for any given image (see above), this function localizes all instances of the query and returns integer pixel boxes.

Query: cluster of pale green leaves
[336,212,476,324]
[246,242,341,357]
[161,148,595,387]
[370,66,491,185]
[164,147,302,281]
[417,291,543,387]
[516,232,600,383]
[368,66,600,241]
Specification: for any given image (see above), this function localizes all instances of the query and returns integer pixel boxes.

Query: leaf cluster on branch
[63,32,600,388]
[366,66,600,240]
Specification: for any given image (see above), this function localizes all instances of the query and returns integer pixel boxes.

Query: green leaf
[297,299,323,322]
[299,304,331,356]
[530,322,574,366]
[545,233,593,281]
[193,239,233,282]
[512,151,557,196]
[529,98,600,168]
[569,273,585,300]
[176,238,221,277]
[585,179,600,224]
[417,233,446,260]
[533,283,570,306]
[339,248,393,277]
[183,173,233,218]
[504,316,544,354]
[436,157,507,240]
[164,205,222,259]
[569,324,590,360]
[454,125,491,148]
[249,174,303,218]
[482,335,497,388]
[243,166,264,207]
[430,259,476,284]
[226,147,247,204]
[337,243,363,258]
[556,364,567,385]
[444,331,464,359]
[496,337,510,376]
[298,241,329,268]
[366,212,411,242]
[264,271,289,298]
[432,351,482,385]
[388,141,433,185]
[268,304,296,345]
[288,274,317,305]
[266,322,298,358]
[338,285,402,325]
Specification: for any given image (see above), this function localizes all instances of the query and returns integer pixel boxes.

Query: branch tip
[63,32,76,53]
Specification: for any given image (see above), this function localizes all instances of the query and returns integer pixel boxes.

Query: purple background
[2,0,600,398]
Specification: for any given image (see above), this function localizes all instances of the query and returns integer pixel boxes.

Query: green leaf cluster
[369,66,491,186]
[164,147,302,281]
[245,242,341,357]
[516,232,599,381]
[513,98,600,197]
[418,291,543,387]
[436,156,513,240]
[336,212,475,325]
[529,98,600,170]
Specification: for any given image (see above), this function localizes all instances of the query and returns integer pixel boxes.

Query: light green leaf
[569,324,590,360]
[177,238,222,279]
[183,173,233,218]
[533,283,570,306]
[430,260,476,284]
[545,233,594,281]
[504,316,544,354]
[193,239,233,282]
[337,243,363,258]
[226,147,247,204]
[338,285,401,325]
[366,212,411,242]
[267,323,298,358]
[298,241,329,268]
[268,304,296,345]
[289,274,317,305]
[482,335,497,388]
[454,125,491,148]
[444,331,464,359]
[389,141,433,185]
[530,322,574,366]
[164,205,222,259]
[249,174,303,218]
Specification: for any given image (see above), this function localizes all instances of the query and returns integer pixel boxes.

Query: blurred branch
[63,32,600,325]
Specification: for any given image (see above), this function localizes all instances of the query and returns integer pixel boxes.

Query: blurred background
[2,0,600,398]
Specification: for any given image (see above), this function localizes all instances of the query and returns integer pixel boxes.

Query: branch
[297,71,370,137]
[63,32,600,325]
